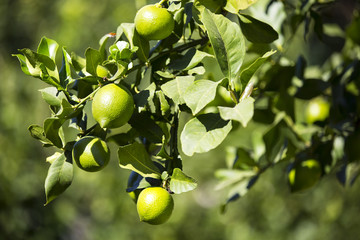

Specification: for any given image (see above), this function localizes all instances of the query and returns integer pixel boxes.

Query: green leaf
[180,113,232,156]
[44,117,65,148]
[99,33,112,60]
[39,87,64,107]
[85,48,101,76]
[225,0,258,13]
[201,9,245,88]
[170,168,198,194]
[59,47,73,86]
[238,14,278,43]
[156,91,171,118]
[134,82,156,110]
[70,52,86,73]
[219,171,258,213]
[183,80,219,115]
[12,54,32,76]
[118,142,161,179]
[239,50,276,90]
[17,48,61,88]
[46,152,62,164]
[19,48,57,73]
[218,97,254,127]
[44,153,73,205]
[215,169,255,190]
[337,162,360,187]
[37,37,59,62]
[263,119,304,163]
[121,23,149,62]
[56,98,83,120]
[128,112,164,144]
[170,48,214,71]
[38,64,63,90]
[161,76,195,105]
[28,124,53,146]
[233,148,257,170]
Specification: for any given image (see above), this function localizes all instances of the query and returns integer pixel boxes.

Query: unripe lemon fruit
[136,187,174,225]
[134,5,175,40]
[92,83,134,129]
[288,159,322,192]
[72,136,110,172]
[305,97,330,124]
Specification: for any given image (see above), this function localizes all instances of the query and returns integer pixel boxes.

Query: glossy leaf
[238,14,279,43]
[70,52,86,73]
[37,37,59,62]
[99,33,112,60]
[170,48,213,71]
[219,97,254,127]
[161,76,195,105]
[118,142,161,179]
[183,79,219,115]
[39,87,62,107]
[12,54,32,76]
[121,23,149,62]
[44,153,73,205]
[225,0,258,13]
[201,9,245,87]
[56,99,83,120]
[181,113,232,156]
[59,47,73,86]
[239,50,276,90]
[85,48,101,76]
[170,168,198,194]
[43,117,65,148]
[28,125,52,146]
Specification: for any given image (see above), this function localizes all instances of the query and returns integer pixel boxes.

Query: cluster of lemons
[71,4,175,225]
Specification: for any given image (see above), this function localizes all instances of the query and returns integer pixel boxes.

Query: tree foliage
[12,0,360,216]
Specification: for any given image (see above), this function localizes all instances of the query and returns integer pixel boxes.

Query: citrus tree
[12,0,360,224]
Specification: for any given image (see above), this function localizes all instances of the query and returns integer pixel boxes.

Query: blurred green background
[1,0,360,239]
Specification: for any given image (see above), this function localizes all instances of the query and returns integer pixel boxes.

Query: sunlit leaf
[219,97,254,127]
[239,50,276,90]
[118,142,161,179]
[43,117,65,148]
[37,37,59,62]
[170,168,198,194]
[201,9,245,88]
[44,153,73,205]
[181,113,232,156]
[161,76,195,105]
[183,79,219,115]
[225,0,258,13]
[85,48,101,76]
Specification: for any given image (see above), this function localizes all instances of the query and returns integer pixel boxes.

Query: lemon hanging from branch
[92,83,134,129]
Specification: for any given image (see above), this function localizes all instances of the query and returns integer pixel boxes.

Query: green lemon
[134,5,174,40]
[136,187,174,225]
[96,65,109,78]
[305,97,330,124]
[92,83,134,129]
[288,159,322,192]
[72,136,110,172]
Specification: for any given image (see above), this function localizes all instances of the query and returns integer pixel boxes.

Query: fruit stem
[73,87,100,110]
